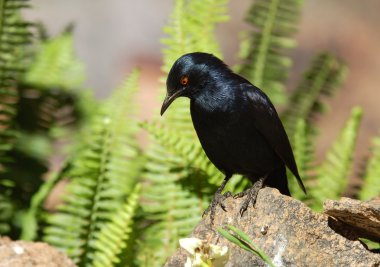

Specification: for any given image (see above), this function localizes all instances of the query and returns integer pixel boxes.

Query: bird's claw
[203,191,232,224]
[239,199,251,216]
[237,179,265,217]
[239,188,258,217]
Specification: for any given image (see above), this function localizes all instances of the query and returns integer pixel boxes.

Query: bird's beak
[160,89,185,116]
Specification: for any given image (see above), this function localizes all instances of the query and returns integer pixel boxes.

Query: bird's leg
[236,176,266,216]
[203,174,232,224]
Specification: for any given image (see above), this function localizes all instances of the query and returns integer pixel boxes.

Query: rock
[324,197,380,242]
[164,188,380,267]
[0,237,76,267]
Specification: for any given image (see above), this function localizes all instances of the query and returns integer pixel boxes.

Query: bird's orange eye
[180,75,189,86]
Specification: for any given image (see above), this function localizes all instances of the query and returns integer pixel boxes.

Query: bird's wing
[243,84,306,194]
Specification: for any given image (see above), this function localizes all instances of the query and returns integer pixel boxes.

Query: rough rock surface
[0,237,76,267]
[324,197,380,242]
[165,188,380,267]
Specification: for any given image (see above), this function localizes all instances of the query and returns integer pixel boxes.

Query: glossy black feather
[164,52,306,195]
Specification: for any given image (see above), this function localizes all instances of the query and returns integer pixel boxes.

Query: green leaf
[218,225,275,267]
[217,228,256,253]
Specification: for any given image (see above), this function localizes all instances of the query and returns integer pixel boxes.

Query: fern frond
[148,0,230,202]
[138,123,212,266]
[358,134,380,200]
[43,71,142,265]
[92,184,141,267]
[288,119,314,200]
[137,2,230,263]
[16,87,80,135]
[161,0,228,75]
[3,29,91,238]
[161,0,187,76]
[0,0,31,171]
[142,122,222,185]
[138,120,250,265]
[161,0,229,137]
[139,165,203,266]
[186,0,229,59]
[23,33,85,90]
[0,191,14,234]
[143,121,249,192]
[311,107,362,210]
[0,0,32,234]
[237,0,303,104]
[17,31,93,136]
[282,53,347,135]
[20,163,70,240]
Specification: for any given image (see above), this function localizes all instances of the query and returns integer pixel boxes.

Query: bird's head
[160,52,228,116]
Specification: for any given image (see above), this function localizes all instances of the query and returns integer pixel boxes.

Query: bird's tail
[265,165,291,196]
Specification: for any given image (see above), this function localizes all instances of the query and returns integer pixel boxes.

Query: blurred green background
[24,0,380,193]
[1,1,378,265]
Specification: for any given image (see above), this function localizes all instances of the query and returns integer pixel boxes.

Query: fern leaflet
[161,0,229,137]
[92,184,141,267]
[287,119,314,201]
[0,0,31,171]
[359,134,380,200]
[282,53,347,136]
[311,107,362,210]
[237,0,303,104]
[0,0,32,235]
[43,71,142,266]
[138,1,230,264]
[23,32,85,90]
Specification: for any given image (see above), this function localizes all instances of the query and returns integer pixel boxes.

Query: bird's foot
[203,191,232,224]
[233,188,249,199]
[238,187,260,216]
[235,177,266,217]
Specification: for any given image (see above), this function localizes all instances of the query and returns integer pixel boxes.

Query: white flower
[180,237,203,255]
[179,238,229,267]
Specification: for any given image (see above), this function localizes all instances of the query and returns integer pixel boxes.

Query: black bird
[161,52,306,222]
